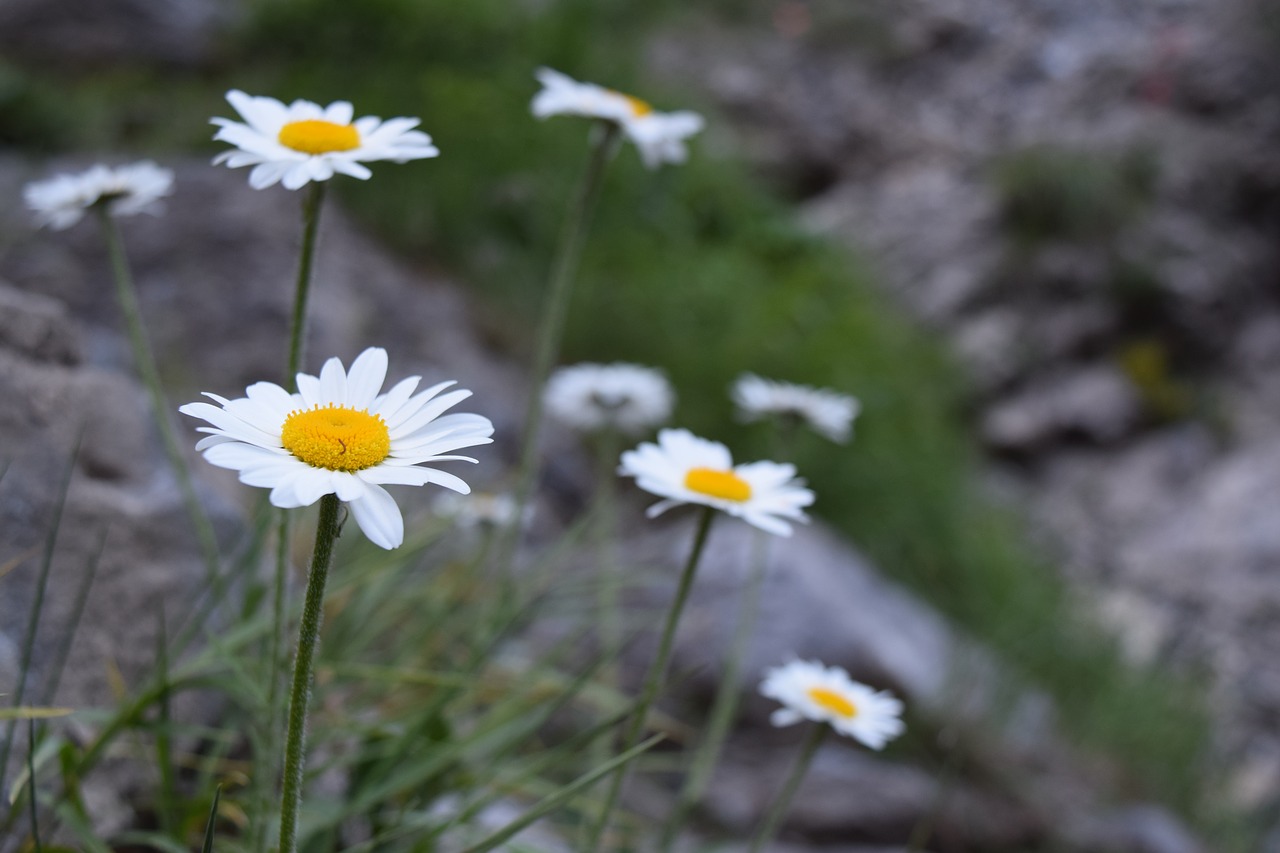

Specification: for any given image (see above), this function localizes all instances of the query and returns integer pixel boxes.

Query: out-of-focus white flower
[24,161,174,230]
[531,68,704,168]
[211,90,439,190]
[180,347,494,549]
[618,428,813,536]
[544,362,674,435]
[433,491,523,530]
[732,373,860,443]
[759,659,905,749]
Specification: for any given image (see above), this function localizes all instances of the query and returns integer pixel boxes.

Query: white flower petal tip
[530,68,703,168]
[24,161,174,230]
[759,659,905,749]
[732,373,860,444]
[617,428,814,536]
[180,347,494,549]
[211,90,439,190]
[544,362,674,435]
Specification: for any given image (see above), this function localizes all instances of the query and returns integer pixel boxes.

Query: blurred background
[1,0,1278,850]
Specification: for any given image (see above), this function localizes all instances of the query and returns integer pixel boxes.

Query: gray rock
[0,0,232,68]
[981,365,1143,452]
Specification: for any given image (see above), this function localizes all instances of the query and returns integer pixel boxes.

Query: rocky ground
[652,0,1280,828]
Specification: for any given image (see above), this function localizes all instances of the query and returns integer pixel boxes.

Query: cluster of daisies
[23,71,903,761]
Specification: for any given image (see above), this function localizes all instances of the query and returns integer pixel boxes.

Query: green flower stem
[585,505,716,853]
[261,181,325,852]
[277,493,341,853]
[98,209,221,586]
[659,530,771,851]
[503,121,621,567]
[285,181,327,383]
[746,723,828,853]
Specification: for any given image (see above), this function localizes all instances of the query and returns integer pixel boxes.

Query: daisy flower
[759,659,905,750]
[180,347,493,550]
[618,428,813,536]
[211,89,439,190]
[24,161,174,230]
[732,373,861,444]
[544,362,675,435]
[531,68,704,168]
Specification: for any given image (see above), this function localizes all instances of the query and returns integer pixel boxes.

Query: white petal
[345,348,388,410]
[347,484,404,549]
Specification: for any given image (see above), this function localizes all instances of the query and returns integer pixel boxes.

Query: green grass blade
[202,784,223,853]
[460,734,665,853]
[40,527,106,705]
[0,434,80,801]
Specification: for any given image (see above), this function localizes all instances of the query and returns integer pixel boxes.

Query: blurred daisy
[531,68,704,168]
[211,89,439,190]
[760,659,905,749]
[25,161,174,230]
[544,362,674,435]
[433,491,524,530]
[732,374,860,444]
[180,347,493,550]
[618,428,813,536]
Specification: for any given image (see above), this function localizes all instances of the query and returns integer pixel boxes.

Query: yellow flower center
[277,119,360,155]
[280,405,390,472]
[683,467,752,502]
[807,687,858,719]
[608,90,654,118]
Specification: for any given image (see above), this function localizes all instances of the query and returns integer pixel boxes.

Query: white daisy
[759,659,905,750]
[544,362,675,435]
[180,347,494,550]
[618,428,813,536]
[432,491,523,530]
[531,68,704,169]
[211,89,440,190]
[24,161,174,230]
[732,373,861,444]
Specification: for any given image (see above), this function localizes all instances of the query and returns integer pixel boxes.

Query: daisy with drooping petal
[732,373,861,444]
[531,68,704,169]
[24,161,174,230]
[759,659,905,750]
[618,428,813,536]
[211,90,440,190]
[180,347,493,549]
[544,362,675,435]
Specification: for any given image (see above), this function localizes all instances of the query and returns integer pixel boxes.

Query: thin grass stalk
[592,429,623,672]
[39,528,106,706]
[154,607,177,836]
[584,506,716,853]
[0,435,78,800]
[461,733,665,853]
[277,493,341,853]
[905,732,963,852]
[501,122,621,570]
[27,718,42,853]
[97,208,221,586]
[659,530,770,850]
[746,723,827,853]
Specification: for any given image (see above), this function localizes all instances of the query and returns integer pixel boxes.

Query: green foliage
[995,144,1158,246]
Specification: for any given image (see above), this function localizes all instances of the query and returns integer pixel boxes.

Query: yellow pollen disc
[608,90,654,117]
[807,687,858,719]
[684,467,752,502]
[280,405,390,472]
[277,119,360,155]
